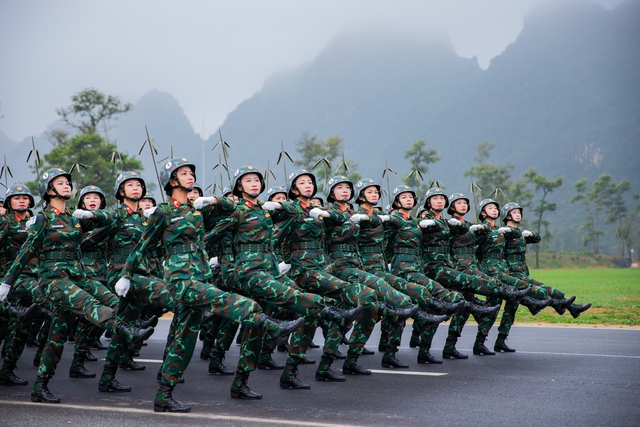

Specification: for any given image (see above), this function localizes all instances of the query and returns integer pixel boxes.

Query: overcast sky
[0,0,625,142]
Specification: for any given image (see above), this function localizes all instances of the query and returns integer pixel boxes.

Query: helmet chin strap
[48,188,71,201]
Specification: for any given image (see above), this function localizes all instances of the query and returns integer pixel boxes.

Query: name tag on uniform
[171,216,184,223]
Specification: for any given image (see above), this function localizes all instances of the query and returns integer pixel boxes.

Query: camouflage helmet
[266,185,287,201]
[38,168,72,201]
[114,171,147,201]
[478,198,500,220]
[222,186,233,197]
[5,184,35,211]
[391,185,417,209]
[309,196,324,207]
[233,165,265,198]
[287,169,317,200]
[140,193,157,207]
[447,193,470,215]
[192,182,204,197]
[77,185,106,210]
[325,175,353,203]
[501,202,523,222]
[160,157,196,194]
[354,178,381,205]
[423,187,449,210]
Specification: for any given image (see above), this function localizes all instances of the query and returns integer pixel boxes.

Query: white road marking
[367,369,448,376]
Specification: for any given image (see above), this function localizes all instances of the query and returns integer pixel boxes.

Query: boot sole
[98,385,131,392]
[279,381,311,389]
[153,404,191,412]
[342,369,372,375]
[442,354,469,360]
[0,380,28,386]
[381,362,409,369]
[230,391,263,399]
[69,372,96,378]
[30,395,60,403]
[314,374,346,382]
[472,351,496,356]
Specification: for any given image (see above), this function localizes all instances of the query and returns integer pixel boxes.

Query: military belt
[237,243,272,253]
[359,245,383,254]
[425,246,448,254]
[329,243,358,253]
[148,249,162,258]
[222,247,234,255]
[113,248,132,256]
[82,251,104,260]
[273,247,284,256]
[394,247,422,256]
[482,252,503,260]
[291,241,322,251]
[43,251,79,261]
[505,254,526,261]
[454,247,475,254]
[167,243,203,256]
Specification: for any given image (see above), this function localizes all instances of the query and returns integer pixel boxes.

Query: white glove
[0,283,11,302]
[209,257,220,268]
[448,218,462,226]
[73,209,94,219]
[498,227,511,234]
[522,230,533,237]
[350,214,369,223]
[309,208,330,219]
[378,214,390,222]
[419,219,435,228]
[193,196,216,210]
[278,262,291,275]
[469,224,484,232]
[262,201,281,211]
[115,277,131,297]
[387,263,392,271]
[143,206,158,218]
[26,217,37,228]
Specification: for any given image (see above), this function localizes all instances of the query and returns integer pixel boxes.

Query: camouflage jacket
[420,211,454,269]
[476,220,518,274]
[325,203,363,270]
[356,206,387,273]
[107,204,150,279]
[504,226,540,275]
[121,197,234,284]
[0,213,39,277]
[448,214,488,270]
[80,219,113,283]
[385,211,424,276]
[2,206,110,286]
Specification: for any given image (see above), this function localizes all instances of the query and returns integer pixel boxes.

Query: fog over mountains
[2,0,638,252]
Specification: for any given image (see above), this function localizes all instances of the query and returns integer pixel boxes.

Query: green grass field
[510,268,640,326]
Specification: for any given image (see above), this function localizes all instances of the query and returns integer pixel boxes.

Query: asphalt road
[1,320,638,427]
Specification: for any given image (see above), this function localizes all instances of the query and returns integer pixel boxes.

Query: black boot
[410,329,421,349]
[230,371,262,399]
[258,350,284,370]
[414,309,449,327]
[98,364,131,392]
[549,295,576,315]
[494,333,516,353]
[279,363,311,389]
[381,351,409,369]
[208,349,234,375]
[322,305,364,334]
[568,302,592,318]
[425,299,465,316]
[309,341,320,349]
[154,380,191,412]
[522,296,552,316]
[7,302,39,325]
[92,337,107,350]
[361,347,374,355]
[442,336,468,359]
[0,361,29,385]
[260,316,304,338]
[473,335,496,356]
[417,346,442,364]
[465,301,501,320]
[380,303,419,324]
[69,353,96,378]
[31,376,60,403]
[315,354,346,382]
[343,354,372,375]
[115,322,155,350]
[85,351,98,362]
[200,340,214,360]
[135,315,159,329]
[501,286,532,305]
[119,356,146,371]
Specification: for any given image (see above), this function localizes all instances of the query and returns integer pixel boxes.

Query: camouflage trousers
[157,278,265,387]
[74,279,118,358]
[37,276,121,379]
[289,269,377,362]
[507,261,565,299]
[2,275,42,368]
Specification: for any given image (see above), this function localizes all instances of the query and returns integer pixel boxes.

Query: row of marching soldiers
[0,158,591,413]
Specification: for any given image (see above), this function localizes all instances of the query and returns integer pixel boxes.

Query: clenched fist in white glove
[498,227,511,234]
[469,224,484,232]
[522,230,533,237]
[309,208,330,219]
[209,257,220,268]
[143,206,158,218]
[419,219,436,228]
[448,218,462,226]
[279,262,291,275]
[0,283,11,302]
[73,209,94,219]
[378,214,390,222]
[262,201,281,211]
[193,196,216,210]
[350,214,369,223]
[115,277,131,297]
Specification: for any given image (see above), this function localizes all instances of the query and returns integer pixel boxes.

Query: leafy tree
[26,133,143,209]
[402,140,440,198]
[571,176,610,254]
[522,168,564,268]
[602,178,632,256]
[56,88,132,136]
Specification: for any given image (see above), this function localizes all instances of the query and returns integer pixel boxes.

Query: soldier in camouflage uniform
[0,168,154,404]
[116,157,303,412]
[0,185,41,386]
[499,203,591,341]
[418,188,531,359]
[323,176,448,373]
[473,199,557,353]
[384,186,499,364]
